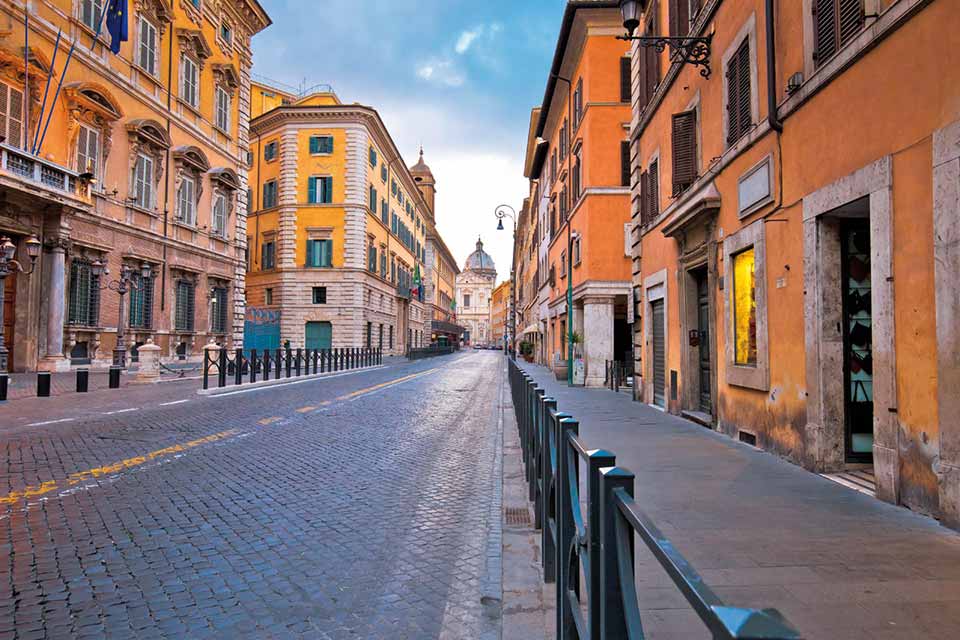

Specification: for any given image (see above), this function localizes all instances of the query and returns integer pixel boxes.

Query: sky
[250,0,568,284]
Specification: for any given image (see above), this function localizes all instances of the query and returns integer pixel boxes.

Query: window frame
[310,135,334,155]
[180,54,200,109]
[214,85,231,132]
[723,219,769,390]
[136,14,159,78]
[312,286,327,305]
[262,179,278,208]
[721,16,759,149]
[174,278,196,333]
[176,175,197,226]
[212,192,228,238]
[263,140,278,162]
[76,123,101,180]
[133,153,154,210]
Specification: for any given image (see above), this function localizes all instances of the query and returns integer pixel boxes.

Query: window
[174,280,196,332]
[368,242,377,272]
[560,251,567,277]
[265,288,273,305]
[262,179,277,208]
[813,0,865,67]
[261,240,275,269]
[381,199,389,225]
[369,185,377,212]
[463,294,471,308]
[77,125,101,179]
[572,153,581,202]
[379,324,384,349]
[176,176,197,226]
[620,57,632,102]
[381,164,388,183]
[220,22,233,45]
[573,236,582,265]
[669,0,691,38]
[380,249,388,278]
[620,141,631,187]
[366,322,372,348]
[732,247,757,365]
[68,259,100,326]
[215,86,230,132]
[637,3,660,112]
[726,39,752,146]
[308,176,333,204]
[310,135,334,155]
[312,287,327,304]
[369,147,378,167]
[0,82,22,148]
[306,239,333,267]
[264,140,278,161]
[80,0,104,32]
[133,154,154,209]
[210,286,228,334]
[128,272,154,329]
[212,193,228,237]
[180,55,199,109]
[574,78,583,125]
[671,109,698,195]
[137,16,159,76]
[639,158,659,225]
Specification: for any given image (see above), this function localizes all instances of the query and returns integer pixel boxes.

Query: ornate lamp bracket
[617,33,714,79]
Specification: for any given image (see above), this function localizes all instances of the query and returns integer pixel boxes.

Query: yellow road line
[0,429,239,506]
[257,416,282,426]
[295,406,316,414]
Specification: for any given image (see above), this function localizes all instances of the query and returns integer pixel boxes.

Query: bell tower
[409,147,436,219]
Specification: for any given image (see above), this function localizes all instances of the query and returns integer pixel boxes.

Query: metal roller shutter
[652,299,666,408]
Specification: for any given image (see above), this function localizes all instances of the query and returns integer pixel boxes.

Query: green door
[305,321,332,349]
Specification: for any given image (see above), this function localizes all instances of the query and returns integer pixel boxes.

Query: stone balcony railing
[0,143,90,205]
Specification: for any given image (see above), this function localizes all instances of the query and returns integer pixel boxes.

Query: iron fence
[508,358,802,640]
[406,344,458,360]
[203,346,381,390]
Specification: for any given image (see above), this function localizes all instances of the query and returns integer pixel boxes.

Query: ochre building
[0,0,270,372]
[627,0,960,526]
[246,82,450,354]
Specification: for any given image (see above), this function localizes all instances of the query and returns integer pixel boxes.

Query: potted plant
[519,340,535,362]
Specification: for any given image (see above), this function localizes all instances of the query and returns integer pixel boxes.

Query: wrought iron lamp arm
[616,33,714,79]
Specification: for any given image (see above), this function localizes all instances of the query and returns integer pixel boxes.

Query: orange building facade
[629,0,960,526]
[0,0,270,372]
[490,279,509,350]
[528,1,634,386]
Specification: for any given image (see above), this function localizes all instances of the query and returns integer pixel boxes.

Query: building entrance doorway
[694,268,712,414]
[841,222,873,462]
[2,270,15,372]
[651,299,666,408]
[305,321,332,350]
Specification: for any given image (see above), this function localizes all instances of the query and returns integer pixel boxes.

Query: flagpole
[22,7,28,151]
[31,28,61,154]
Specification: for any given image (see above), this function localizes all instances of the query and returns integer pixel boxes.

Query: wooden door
[2,271,15,372]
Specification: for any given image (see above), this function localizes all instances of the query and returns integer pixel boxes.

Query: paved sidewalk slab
[517,362,960,640]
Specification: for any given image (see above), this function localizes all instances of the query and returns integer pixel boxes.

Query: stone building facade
[627,0,960,527]
[0,0,270,373]
[455,239,496,345]
[245,84,445,354]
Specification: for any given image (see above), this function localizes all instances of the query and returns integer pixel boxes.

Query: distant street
[0,352,504,639]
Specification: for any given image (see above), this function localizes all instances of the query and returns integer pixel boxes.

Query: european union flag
[105,0,128,55]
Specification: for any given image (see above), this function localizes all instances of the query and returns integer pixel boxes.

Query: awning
[521,323,541,335]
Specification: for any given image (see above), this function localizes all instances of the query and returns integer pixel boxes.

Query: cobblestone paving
[0,351,503,639]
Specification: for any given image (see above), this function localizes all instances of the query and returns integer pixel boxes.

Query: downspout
[765,0,783,133]
[160,11,175,312]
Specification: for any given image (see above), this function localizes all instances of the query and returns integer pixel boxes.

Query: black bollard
[37,372,51,397]
[0,373,7,402]
[76,369,89,393]
[108,366,121,389]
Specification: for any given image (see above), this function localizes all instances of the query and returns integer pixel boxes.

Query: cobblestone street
[0,352,504,639]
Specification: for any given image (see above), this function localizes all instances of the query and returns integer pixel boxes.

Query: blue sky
[251,0,568,281]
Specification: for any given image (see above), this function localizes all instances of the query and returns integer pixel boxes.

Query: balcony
[0,144,90,207]
[431,319,464,336]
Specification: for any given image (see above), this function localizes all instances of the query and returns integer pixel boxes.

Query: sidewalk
[517,362,960,640]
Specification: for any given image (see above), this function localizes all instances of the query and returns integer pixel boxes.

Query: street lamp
[92,260,152,369]
[616,0,714,78]
[494,204,516,356]
[0,235,41,380]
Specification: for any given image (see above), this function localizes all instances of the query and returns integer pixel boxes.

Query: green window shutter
[323,177,333,203]
[309,136,319,154]
[324,137,334,154]
[306,239,315,266]
[321,240,333,267]
[307,177,317,203]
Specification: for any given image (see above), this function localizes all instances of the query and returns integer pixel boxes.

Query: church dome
[464,238,496,273]
[410,147,434,182]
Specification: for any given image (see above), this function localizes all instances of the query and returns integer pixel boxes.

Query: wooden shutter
[3,85,23,148]
[838,0,865,47]
[308,177,317,203]
[639,170,649,224]
[813,0,838,65]
[306,239,315,267]
[309,136,319,154]
[726,40,751,145]
[648,160,659,219]
[671,110,697,196]
[620,57,632,102]
[77,126,89,174]
[670,0,690,38]
[323,177,333,203]
[620,141,631,187]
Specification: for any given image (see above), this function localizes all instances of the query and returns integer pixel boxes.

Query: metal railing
[604,360,633,392]
[508,358,802,640]
[203,346,381,390]
[406,344,458,360]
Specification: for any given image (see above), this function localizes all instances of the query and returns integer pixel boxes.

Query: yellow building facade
[247,81,454,354]
[0,0,270,372]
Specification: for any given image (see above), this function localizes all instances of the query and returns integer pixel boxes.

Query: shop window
[732,247,757,365]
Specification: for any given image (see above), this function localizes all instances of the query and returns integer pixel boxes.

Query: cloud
[415,58,465,87]
[455,27,483,54]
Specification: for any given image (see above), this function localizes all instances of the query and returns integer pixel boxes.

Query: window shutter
[324,137,334,154]
[648,160,659,220]
[736,41,751,143]
[839,0,864,44]
[813,0,837,65]
[620,141,631,187]
[77,126,89,173]
[0,85,8,144]
[639,170,649,224]
[309,136,319,154]
[671,110,697,196]
[6,86,22,148]
[306,239,315,266]
[670,0,690,38]
[620,57,632,102]
[323,177,333,203]
[308,177,317,203]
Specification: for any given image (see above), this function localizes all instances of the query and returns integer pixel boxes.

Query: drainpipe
[160,11,175,312]
[765,0,783,133]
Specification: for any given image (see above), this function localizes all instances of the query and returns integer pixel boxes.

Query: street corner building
[623,0,960,527]
[490,279,510,350]
[0,0,271,373]
[517,1,635,386]
[244,82,461,355]
[455,238,496,346]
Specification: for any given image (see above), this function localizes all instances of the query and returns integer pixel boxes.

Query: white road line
[208,366,387,398]
[103,408,139,415]
[159,399,190,406]
[25,417,75,427]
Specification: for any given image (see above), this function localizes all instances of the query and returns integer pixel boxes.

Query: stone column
[37,242,69,372]
[583,295,615,388]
